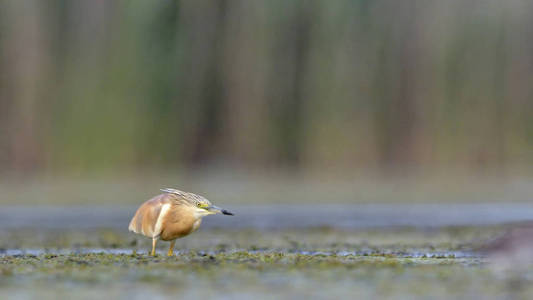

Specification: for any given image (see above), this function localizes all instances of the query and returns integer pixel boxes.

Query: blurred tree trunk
[373,1,421,169]
[0,1,51,172]
[269,2,314,167]
[177,0,228,166]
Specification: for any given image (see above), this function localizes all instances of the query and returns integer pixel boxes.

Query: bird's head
[161,188,234,217]
[191,197,234,217]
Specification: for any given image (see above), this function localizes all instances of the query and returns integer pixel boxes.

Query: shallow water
[0,247,480,259]
[2,203,533,229]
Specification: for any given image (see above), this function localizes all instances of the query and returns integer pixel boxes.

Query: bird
[128,188,234,256]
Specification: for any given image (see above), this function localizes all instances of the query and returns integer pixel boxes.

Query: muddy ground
[1,223,532,299]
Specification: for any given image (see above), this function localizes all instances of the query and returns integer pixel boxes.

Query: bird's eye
[197,203,201,207]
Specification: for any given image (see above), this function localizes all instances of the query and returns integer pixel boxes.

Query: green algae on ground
[1,226,532,299]
[0,251,530,299]
[0,251,479,289]
[0,225,504,252]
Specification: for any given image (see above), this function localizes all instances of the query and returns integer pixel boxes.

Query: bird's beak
[208,205,234,216]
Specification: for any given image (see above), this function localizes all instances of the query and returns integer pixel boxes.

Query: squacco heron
[128,188,234,256]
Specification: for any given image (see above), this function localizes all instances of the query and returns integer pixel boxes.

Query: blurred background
[3,3,533,298]
[0,0,532,206]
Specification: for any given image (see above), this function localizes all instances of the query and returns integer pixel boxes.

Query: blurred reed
[0,0,532,175]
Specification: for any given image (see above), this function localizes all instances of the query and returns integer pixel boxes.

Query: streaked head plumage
[160,188,212,208]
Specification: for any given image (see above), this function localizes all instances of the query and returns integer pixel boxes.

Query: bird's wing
[128,195,170,238]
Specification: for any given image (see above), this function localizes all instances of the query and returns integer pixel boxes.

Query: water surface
[1,203,533,229]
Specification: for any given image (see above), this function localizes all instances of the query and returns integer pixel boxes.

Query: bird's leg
[151,237,158,256]
[168,240,176,256]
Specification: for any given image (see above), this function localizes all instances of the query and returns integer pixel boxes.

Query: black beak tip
[222,209,234,216]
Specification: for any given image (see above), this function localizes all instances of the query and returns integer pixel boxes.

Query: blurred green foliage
[0,0,532,173]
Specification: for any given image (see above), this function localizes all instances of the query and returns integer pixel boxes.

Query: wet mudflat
[1,225,533,299]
